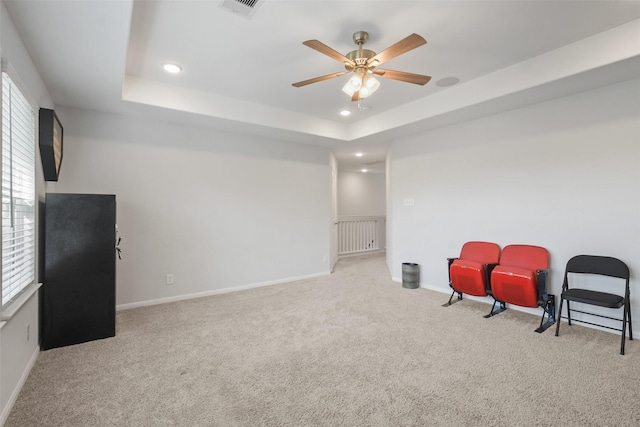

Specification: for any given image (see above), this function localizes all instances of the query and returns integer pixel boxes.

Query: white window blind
[2,71,36,306]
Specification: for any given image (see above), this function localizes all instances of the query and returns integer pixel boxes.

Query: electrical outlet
[166,274,174,285]
[322,255,328,263]
[26,323,30,342]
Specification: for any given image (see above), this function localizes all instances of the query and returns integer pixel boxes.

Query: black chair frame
[533,270,556,333]
[554,255,632,355]
[445,258,462,306]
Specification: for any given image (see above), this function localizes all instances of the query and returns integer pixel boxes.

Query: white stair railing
[338,216,386,256]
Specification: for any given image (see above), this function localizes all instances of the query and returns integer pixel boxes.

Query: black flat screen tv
[39,108,63,181]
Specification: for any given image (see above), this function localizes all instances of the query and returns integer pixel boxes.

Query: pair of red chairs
[445,241,556,333]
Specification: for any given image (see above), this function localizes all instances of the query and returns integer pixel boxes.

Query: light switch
[403,198,415,207]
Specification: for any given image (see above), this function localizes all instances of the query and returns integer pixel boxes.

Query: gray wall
[387,77,640,329]
[337,171,386,217]
[55,108,332,309]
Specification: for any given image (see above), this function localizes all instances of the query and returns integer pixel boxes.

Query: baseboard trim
[0,344,40,426]
[116,271,331,311]
[393,276,500,301]
[338,250,386,259]
[391,277,553,318]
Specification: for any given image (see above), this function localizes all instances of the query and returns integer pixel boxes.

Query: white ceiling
[4,0,640,173]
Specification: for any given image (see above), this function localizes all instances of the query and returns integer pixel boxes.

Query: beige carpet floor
[5,252,639,426]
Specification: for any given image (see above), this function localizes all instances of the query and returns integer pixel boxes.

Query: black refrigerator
[41,193,117,350]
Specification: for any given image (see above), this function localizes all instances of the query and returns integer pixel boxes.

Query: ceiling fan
[292,31,431,102]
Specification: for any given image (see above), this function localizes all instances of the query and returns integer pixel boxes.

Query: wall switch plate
[402,198,415,207]
[166,274,174,285]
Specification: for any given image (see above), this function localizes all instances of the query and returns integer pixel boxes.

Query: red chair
[489,244,556,332]
[446,241,501,306]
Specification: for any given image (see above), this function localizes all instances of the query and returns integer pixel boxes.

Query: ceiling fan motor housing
[353,31,369,45]
[345,49,376,69]
[345,30,375,71]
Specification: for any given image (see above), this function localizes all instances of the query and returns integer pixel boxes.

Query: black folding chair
[555,255,632,355]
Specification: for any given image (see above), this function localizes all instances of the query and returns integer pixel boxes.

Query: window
[1,70,36,306]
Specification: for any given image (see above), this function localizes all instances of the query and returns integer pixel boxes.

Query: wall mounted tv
[39,108,63,181]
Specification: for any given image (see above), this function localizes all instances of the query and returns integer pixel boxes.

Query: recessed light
[355,152,363,157]
[361,168,368,173]
[163,63,183,74]
[339,109,351,117]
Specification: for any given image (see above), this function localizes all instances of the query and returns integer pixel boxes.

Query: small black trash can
[402,263,420,289]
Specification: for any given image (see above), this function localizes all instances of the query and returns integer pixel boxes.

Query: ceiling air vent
[219,0,264,19]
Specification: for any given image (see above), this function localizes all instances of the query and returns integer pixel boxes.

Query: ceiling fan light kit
[293,31,431,102]
[342,72,380,99]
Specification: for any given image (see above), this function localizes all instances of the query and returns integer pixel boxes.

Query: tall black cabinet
[41,193,117,350]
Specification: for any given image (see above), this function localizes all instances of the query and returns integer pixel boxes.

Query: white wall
[388,77,640,331]
[385,157,393,271]
[337,171,386,216]
[54,108,332,308]
[0,2,53,423]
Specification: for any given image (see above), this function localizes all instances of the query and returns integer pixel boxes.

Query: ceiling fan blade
[292,71,348,87]
[303,40,353,65]
[374,69,431,85]
[368,34,426,66]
